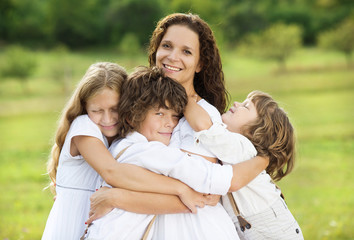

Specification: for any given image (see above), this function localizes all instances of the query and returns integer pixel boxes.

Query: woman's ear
[196,61,202,73]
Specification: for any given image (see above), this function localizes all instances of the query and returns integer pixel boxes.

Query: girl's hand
[204,194,221,206]
[178,186,208,214]
[86,187,114,225]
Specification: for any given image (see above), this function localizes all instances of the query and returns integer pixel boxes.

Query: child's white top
[170,99,221,157]
[42,115,108,240]
[195,122,282,217]
[108,131,233,194]
[87,131,236,240]
[151,99,239,240]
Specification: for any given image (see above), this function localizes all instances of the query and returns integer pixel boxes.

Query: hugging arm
[184,98,270,192]
[73,136,207,214]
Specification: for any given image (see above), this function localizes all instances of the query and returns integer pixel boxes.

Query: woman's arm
[73,136,207,212]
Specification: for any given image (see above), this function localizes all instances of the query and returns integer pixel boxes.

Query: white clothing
[152,99,239,240]
[170,99,222,157]
[85,131,235,240]
[42,115,108,240]
[195,122,303,239]
[234,198,303,240]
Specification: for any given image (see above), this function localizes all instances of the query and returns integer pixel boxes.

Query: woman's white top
[194,122,282,218]
[152,99,239,240]
[42,115,107,240]
[86,131,235,240]
[170,99,222,157]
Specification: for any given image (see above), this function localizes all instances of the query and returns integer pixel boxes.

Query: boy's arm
[73,136,206,212]
[184,97,212,132]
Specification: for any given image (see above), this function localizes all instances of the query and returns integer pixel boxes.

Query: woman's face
[155,25,202,90]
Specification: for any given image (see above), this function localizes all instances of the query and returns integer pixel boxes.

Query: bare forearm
[104,163,189,197]
[105,188,189,214]
[229,156,269,192]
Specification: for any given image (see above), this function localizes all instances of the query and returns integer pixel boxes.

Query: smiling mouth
[163,64,181,72]
[101,123,117,130]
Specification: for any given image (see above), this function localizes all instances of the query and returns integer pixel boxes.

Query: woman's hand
[204,194,221,206]
[178,186,208,214]
[86,187,114,225]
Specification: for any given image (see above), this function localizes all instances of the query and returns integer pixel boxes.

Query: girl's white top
[42,115,107,240]
[194,121,282,218]
[152,99,239,240]
[86,131,235,240]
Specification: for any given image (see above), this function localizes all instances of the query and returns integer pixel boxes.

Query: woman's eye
[162,43,170,48]
[184,50,192,55]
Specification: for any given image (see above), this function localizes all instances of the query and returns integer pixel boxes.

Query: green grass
[0,48,353,239]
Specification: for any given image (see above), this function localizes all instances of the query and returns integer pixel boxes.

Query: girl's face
[156,25,202,90]
[222,98,258,134]
[86,88,119,142]
[138,106,180,146]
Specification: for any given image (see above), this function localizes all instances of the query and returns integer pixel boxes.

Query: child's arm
[230,156,269,191]
[184,97,212,132]
[86,187,191,225]
[73,136,207,213]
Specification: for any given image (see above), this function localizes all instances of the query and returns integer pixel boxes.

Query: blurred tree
[49,45,73,95]
[238,23,302,71]
[118,33,141,55]
[0,0,50,46]
[105,0,164,47]
[47,0,107,48]
[0,45,37,93]
[318,16,354,67]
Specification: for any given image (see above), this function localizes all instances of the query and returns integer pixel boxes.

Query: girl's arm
[73,136,207,213]
[86,187,189,225]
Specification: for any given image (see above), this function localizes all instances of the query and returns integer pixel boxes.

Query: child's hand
[86,187,114,225]
[204,194,221,206]
[178,186,208,214]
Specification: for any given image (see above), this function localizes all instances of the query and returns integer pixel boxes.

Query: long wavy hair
[117,66,188,137]
[46,62,127,194]
[243,91,295,181]
[148,13,229,114]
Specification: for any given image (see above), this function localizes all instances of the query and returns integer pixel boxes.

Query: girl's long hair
[46,62,127,194]
[148,13,229,113]
[243,91,295,181]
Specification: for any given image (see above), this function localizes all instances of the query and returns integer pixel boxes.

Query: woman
[87,13,269,239]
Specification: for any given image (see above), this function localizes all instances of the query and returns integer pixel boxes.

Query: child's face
[138,106,180,145]
[222,98,258,134]
[86,88,119,141]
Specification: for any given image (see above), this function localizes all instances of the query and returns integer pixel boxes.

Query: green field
[0,48,353,239]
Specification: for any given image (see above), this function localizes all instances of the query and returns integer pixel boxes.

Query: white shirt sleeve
[194,122,257,164]
[119,141,233,195]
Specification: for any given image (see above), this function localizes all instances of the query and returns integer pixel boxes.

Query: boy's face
[137,106,180,145]
[222,98,258,134]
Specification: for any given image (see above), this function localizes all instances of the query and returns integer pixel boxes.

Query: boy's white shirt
[105,131,233,195]
[194,121,281,217]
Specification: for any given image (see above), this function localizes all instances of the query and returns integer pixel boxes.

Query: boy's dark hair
[117,66,188,138]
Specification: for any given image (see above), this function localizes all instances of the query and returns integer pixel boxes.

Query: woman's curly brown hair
[117,66,188,138]
[148,13,229,114]
[243,91,295,181]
